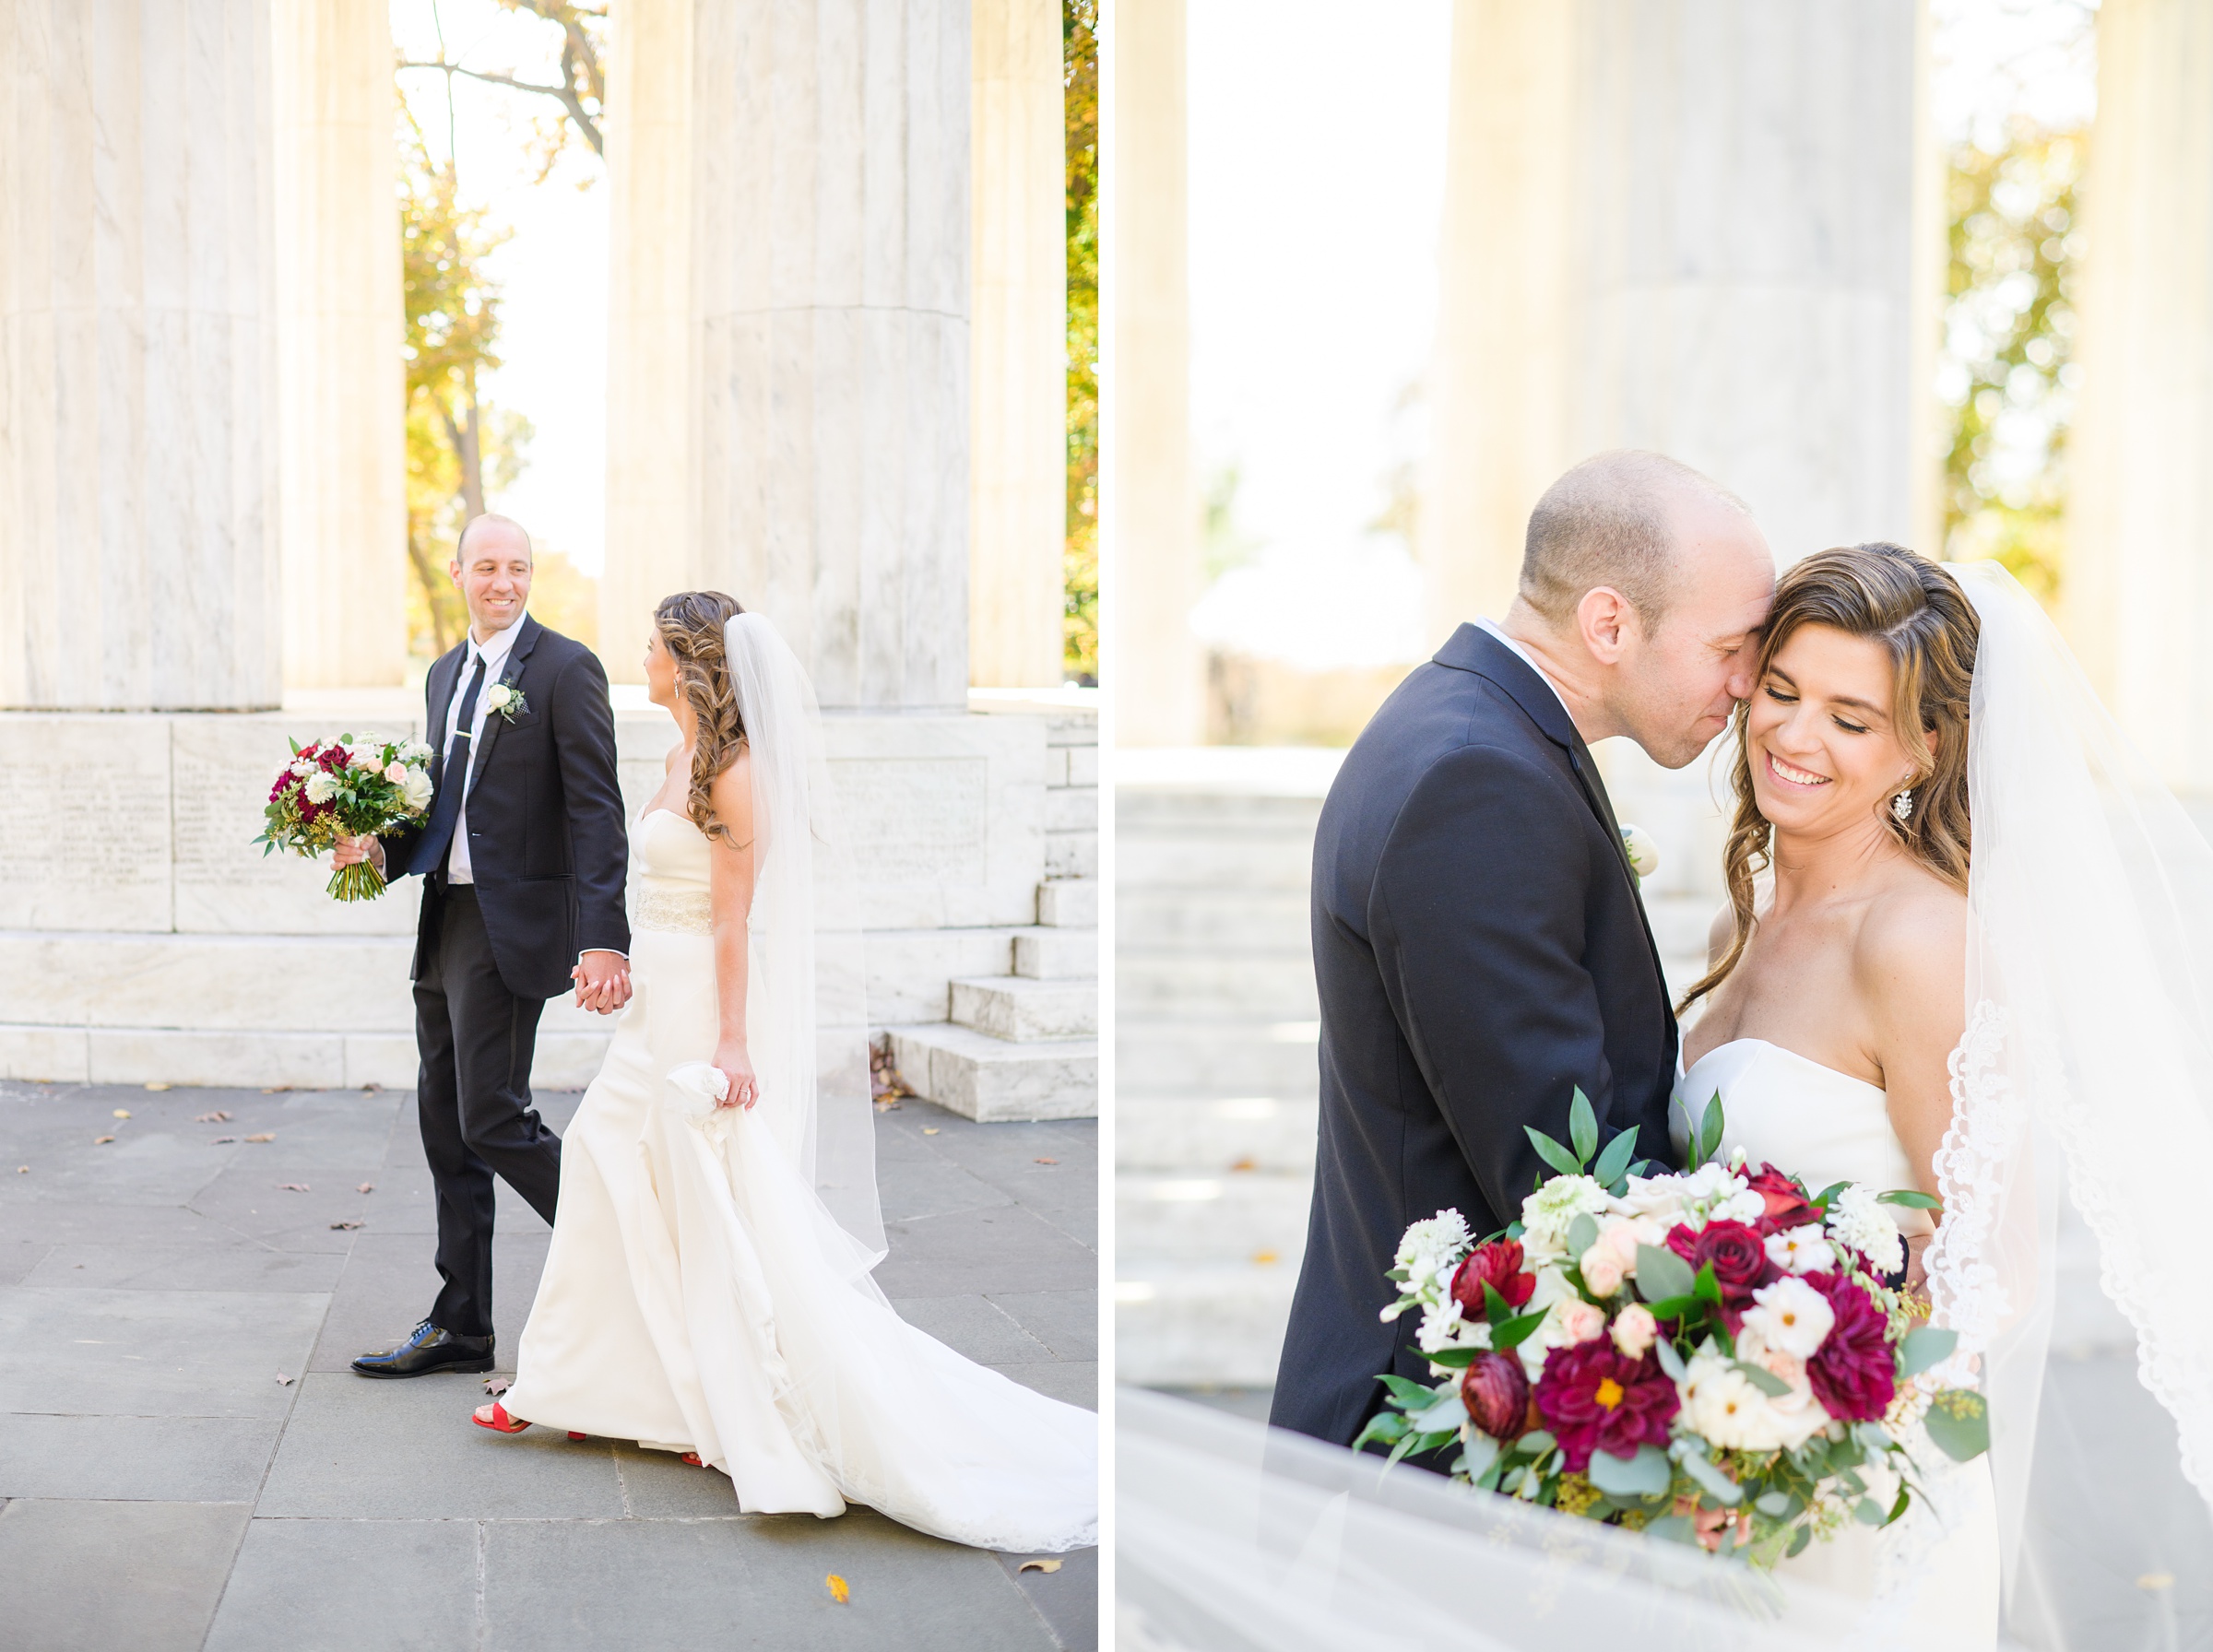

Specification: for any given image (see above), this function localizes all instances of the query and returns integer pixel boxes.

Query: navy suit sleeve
[1369,741,1621,1224]
[547,647,632,957]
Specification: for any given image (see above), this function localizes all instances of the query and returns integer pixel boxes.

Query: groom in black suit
[1272,452,1775,1447]
[339,514,633,1378]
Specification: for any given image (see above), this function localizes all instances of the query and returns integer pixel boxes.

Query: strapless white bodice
[629,808,712,934]
[1671,1038,1917,1195]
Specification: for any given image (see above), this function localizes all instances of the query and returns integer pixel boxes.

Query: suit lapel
[465,615,543,803]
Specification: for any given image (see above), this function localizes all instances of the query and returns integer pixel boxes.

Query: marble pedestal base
[0,695,1095,1096]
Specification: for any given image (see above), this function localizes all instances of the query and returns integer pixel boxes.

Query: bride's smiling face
[1746,623,1924,837]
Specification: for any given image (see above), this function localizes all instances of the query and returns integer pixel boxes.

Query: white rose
[400,768,434,811]
[303,772,338,805]
[1741,1276,1836,1359]
[1732,1328,1833,1450]
[1580,1240,1626,1297]
[485,683,515,712]
[1766,1222,1838,1276]
[1617,1172,1692,1221]
[1827,1185,1907,1275]
[346,744,380,769]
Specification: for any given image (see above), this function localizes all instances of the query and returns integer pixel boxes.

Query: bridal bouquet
[254,733,435,901]
[1356,1093,1990,1567]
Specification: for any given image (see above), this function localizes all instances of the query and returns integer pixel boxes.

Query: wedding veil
[722,612,884,1264]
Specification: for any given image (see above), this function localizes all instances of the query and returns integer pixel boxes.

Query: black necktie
[410,655,488,878]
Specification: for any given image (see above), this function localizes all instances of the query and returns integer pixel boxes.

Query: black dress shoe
[351,1320,495,1378]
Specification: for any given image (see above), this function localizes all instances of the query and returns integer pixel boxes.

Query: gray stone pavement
[0,1080,1096,1652]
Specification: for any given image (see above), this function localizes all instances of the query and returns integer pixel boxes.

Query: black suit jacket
[389,616,631,1000]
[1270,624,1679,1446]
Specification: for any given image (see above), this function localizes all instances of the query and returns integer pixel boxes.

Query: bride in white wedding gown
[476,595,1095,1555]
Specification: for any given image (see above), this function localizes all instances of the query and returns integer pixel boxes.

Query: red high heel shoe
[680,1452,704,1467]
[473,1401,529,1434]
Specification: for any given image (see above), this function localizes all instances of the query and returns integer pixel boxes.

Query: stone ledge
[1113,1266,1299,1387]
[949,976,1097,1041]
[883,1022,1096,1122]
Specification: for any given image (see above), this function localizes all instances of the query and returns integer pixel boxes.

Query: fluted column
[968,0,1067,689]
[0,0,280,711]
[1423,0,1925,643]
[689,0,971,713]
[2065,0,2213,789]
[272,0,406,690]
[600,0,693,681]
[1108,0,1201,745]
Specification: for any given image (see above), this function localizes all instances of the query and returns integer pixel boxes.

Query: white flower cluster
[1519,1174,1615,1261]
[1394,1209,1471,1287]
[1826,1185,1906,1275]
[1616,1162,1764,1232]
[1679,1341,1831,1452]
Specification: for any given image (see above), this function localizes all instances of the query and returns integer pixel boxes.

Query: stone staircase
[1115,749,1341,1386]
[885,874,1099,1122]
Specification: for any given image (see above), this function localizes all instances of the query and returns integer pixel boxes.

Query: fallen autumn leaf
[195,1110,231,1124]
[244,1133,275,1143]
[825,1575,850,1604]
[1017,1560,1062,1575]
[93,1136,114,1145]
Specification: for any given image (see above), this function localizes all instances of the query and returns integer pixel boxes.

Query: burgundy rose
[1459,1350,1533,1441]
[1450,1238,1535,1318]
[1665,1219,1778,1331]
[1533,1339,1679,1474]
[1743,1162,1818,1235]
[1804,1271,1896,1422]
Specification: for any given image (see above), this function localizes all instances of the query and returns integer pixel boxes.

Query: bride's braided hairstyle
[653,590,750,845]
[1679,542,1978,1013]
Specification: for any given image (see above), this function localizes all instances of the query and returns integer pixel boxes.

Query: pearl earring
[1891,789,1914,823]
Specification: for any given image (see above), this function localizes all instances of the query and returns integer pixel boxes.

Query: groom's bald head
[1520,451,1755,632]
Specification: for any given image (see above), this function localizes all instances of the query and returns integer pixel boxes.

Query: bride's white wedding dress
[1674,1038,1998,1649]
[497,805,1097,1552]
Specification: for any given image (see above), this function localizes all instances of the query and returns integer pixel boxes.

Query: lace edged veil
[722,613,885,1266]
[1930,560,2213,1640]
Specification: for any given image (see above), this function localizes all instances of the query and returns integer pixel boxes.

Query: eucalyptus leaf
[1897,1325,1959,1379]
[1853,1497,1886,1527]
[1567,1212,1601,1259]
[1525,1126,1584,1180]
[1427,1346,1482,1370]
[1592,1126,1640,1189]
[1924,1391,1991,1462]
[1407,1397,1467,1435]
[1753,1490,1793,1516]
[1517,1430,1557,1457]
[1460,1431,1500,1482]
[1378,1375,1433,1410]
[1678,1452,1744,1506]
[1644,1515,1698,1547]
[1731,1360,1793,1398]
[1352,1411,1407,1453]
[1587,1443,1673,1500]
[1569,1090,1599,1167]
[1654,1339,1687,1383]
[1786,1524,1814,1559]
[1636,1244,1695,1304]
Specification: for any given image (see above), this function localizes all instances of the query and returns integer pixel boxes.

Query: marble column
[0,0,280,711]
[599,0,694,683]
[1423,0,1925,642]
[968,0,1067,690]
[2065,0,2213,790]
[1107,0,1202,745]
[688,0,971,713]
[271,0,407,690]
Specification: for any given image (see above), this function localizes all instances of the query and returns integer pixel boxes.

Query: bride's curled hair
[654,590,750,844]
[1681,542,1978,1012]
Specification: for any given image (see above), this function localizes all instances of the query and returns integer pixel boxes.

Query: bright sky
[1186,0,2098,667]
[391,0,610,574]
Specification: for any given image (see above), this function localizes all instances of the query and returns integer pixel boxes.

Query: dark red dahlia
[1450,1238,1535,1318]
[1743,1163,1818,1235]
[1664,1219,1778,1330]
[1533,1339,1679,1474]
[1804,1271,1896,1422]
[1459,1350,1532,1440]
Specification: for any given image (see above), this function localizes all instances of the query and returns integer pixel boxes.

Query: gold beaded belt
[633,886,713,935]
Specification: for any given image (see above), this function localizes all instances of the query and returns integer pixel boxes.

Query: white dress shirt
[443,611,528,884]
[1474,616,1577,727]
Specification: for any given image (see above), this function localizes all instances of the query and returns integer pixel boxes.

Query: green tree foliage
[1941,123,2083,601]
[1063,0,1099,685]
[399,123,534,657]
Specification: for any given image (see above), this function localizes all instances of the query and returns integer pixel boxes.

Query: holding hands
[572,950,633,1015]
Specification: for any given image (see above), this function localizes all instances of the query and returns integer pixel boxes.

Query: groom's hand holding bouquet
[255,733,435,902]
[1356,1091,1989,1568]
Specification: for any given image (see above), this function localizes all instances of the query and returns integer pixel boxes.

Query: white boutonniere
[484,680,527,724]
[1620,822,1660,880]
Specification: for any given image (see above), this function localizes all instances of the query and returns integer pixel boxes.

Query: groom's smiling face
[450,517,534,642]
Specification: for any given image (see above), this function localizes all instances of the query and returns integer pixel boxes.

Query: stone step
[1116,832,1316,893]
[1117,886,1308,952]
[1116,783,1331,833]
[1117,1094,1320,1175]
[1117,1171,1312,1264]
[950,975,1097,1040]
[884,1021,1096,1122]
[1118,1019,1321,1098]
[1012,926,1098,981]
[1115,1264,1300,1388]
[1118,952,1319,1021]
[1035,878,1098,928]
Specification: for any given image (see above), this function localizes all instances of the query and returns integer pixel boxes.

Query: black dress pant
[413,882,562,1339]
